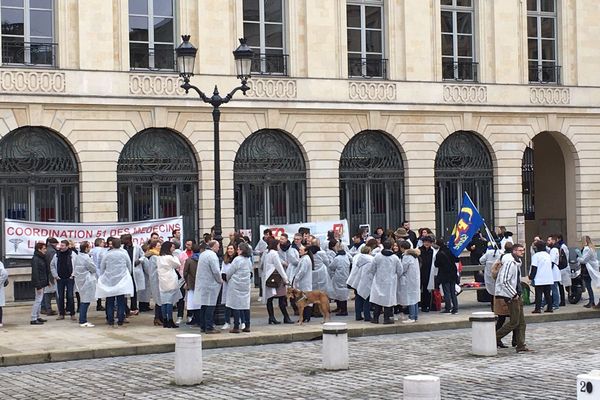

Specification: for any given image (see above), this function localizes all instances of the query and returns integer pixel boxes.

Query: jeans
[106,295,126,325]
[232,309,250,329]
[225,306,232,323]
[56,278,75,316]
[199,305,215,331]
[79,302,90,324]
[584,276,595,305]
[552,282,560,308]
[496,297,526,349]
[441,282,458,312]
[31,288,44,321]
[534,285,553,311]
[161,303,173,322]
[43,292,54,312]
[408,303,418,321]
[354,292,371,321]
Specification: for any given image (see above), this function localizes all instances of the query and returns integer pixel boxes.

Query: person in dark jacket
[41,237,58,316]
[435,239,459,314]
[50,240,77,320]
[418,236,435,312]
[30,242,50,325]
[467,231,488,265]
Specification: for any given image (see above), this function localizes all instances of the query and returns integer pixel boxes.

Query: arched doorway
[234,129,306,244]
[117,128,198,240]
[435,131,494,239]
[0,126,79,224]
[339,130,404,234]
[522,131,576,243]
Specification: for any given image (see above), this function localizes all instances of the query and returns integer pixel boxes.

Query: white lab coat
[398,249,421,306]
[346,253,365,290]
[156,255,183,305]
[479,248,501,296]
[261,250,288,301]
[560,243,572,287]
[95,249,134,298]
[578,246,600,295]
[355,254,375,299]
[0,262,7,307]
[279,247,300,284]
[89,246,106,277]
[329,252,350,301]
[74,253,97,303]
[312,250,333,297]
[293,255,313,292]
[144,255,161,306]
[370,251,403,307]
[225,256,253,310]
[549,247,561,282]
[193,249,223,306]
[530,251,554,286]
[220,261,233,305]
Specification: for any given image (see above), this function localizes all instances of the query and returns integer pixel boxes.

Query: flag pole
[462,191,498,250]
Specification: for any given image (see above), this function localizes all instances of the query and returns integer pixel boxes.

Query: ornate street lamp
[176,35,253,254]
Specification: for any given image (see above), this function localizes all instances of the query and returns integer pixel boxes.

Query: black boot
[302,306,312,323]
[336,301,348,316]
[280,304,293,324]
[267,301,280,324]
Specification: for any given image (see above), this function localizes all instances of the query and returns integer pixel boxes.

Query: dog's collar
[297,294,308,303]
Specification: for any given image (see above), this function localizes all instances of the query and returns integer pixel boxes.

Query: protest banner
[4,216,183,258]
[259,219,350,246]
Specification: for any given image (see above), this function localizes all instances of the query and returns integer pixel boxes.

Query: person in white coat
[479,244,502,301]
[262,239,291,324]
[309,239,333,301]
[142,240,163,326]
[0,260,7,327]
[121,234,146,316]
[351,245,374,322]
[328,240,350,316]
[90,238,106,312]
[193,240,223,333]
[370,240,403,324]
[226,243,253,333]
[220,244,237,330]
[293,245,314,322]
[529,240,554,313]
[546,235,562,310]
[398,242,421,323]
[278,233,300,315]
[156,241,183,328]
[96,238,134,327]
[253,229,272,302]
[576,235,600,308]
[74,242,97,327]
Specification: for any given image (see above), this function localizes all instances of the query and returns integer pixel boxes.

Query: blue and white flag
[447,192,485,257]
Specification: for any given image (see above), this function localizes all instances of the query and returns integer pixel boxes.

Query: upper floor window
[347,0,386,79]
[243,0,287,75]
[441,0,476,81]
[1,0,55,66]
[129,0,175,70]
[527,0,559,84]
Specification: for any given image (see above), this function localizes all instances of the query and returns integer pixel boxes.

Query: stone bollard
[469,311,497,357]
[322,322,349,370]
[403,375,441,400]
[174,334,203,385]
[577,370,600,399]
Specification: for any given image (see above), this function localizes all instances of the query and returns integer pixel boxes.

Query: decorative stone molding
[0,70,65,93]
[129,74,183,96]
[247,78,297,99]
[349,81,396,101]
[442,85,487,103]
[529,87,570,105]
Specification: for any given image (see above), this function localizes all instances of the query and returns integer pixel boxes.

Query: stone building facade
[1,0,599,300]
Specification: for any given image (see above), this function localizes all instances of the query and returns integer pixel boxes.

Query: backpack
[558,248,568,270]
[491,258,503,280]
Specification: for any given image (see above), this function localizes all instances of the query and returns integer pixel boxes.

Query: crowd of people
[0,222,597,343]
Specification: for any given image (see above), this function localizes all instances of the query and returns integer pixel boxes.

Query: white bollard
[174,334,203,385]
[322,322,349,370]
[469,311,497,356]
[403,375,441,400]
[577,370,600,399]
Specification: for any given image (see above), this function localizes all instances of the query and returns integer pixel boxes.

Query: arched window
[0,126,79,223]
[339,130,404,233]
[435,131,493,239]
[117,128,198,240]
[234,129,306,243]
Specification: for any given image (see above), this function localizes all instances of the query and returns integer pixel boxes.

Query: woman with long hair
[262,238,290,324]
[156,241,183,328]
[220,244,237,330]
[226,242,253,333]
[577,236,600,308]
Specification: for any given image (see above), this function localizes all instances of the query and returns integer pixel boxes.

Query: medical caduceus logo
[452,206,473,246]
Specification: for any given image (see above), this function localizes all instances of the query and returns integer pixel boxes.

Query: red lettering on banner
[272,227,285,238]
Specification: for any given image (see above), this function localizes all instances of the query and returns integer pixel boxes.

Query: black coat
[435,247,458,284]
[419,246,434,289]
[31,251,50,289]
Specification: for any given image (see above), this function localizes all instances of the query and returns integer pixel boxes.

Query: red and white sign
[259,219,350,246]
[4,216,183,258]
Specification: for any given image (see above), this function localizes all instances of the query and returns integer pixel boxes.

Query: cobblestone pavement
[1,318,597,399]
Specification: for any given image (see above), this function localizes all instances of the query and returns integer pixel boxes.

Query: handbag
[493,296,509,316]
[265,270,283,288]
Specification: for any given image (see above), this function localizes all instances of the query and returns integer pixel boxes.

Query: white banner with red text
[259,219,350,246]
[4,216,183,258]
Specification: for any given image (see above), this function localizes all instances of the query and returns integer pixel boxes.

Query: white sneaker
[0,323,3,328]
[221,322,230,330]
[80,322,95,328]
[402,319,416,323]
[240,323,246,330]
[257,297,263,302]
[187,316,193,323]
[176,317,183,325]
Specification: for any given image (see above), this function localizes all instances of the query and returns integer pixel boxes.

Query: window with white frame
[440,0,476,81]
[129,0,176,70]
[1,0,55,66]
[527,0,558,83]
[347,0,385,78]
[243,0,287,75]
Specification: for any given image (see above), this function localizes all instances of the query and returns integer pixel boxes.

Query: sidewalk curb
[1,310,596,367]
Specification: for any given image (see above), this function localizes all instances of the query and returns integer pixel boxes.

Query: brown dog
[286,287,331,325]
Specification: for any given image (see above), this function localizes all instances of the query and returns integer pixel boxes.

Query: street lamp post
[175,35,253,253]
